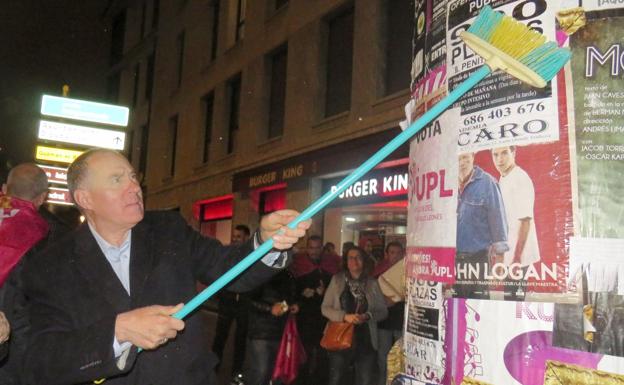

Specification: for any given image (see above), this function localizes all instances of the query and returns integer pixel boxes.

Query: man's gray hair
[5,163,49,201]
[67,148,120,204]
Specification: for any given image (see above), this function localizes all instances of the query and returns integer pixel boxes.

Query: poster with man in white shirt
[491,145,540,300]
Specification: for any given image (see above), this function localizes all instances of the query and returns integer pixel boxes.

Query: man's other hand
[302,288,315,298]
[115,303,185,350]
[260,209,311,250]
[0,311,10,343]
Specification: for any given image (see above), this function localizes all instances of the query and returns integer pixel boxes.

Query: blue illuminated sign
[41,95,129,127]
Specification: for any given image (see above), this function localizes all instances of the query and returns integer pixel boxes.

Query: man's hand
[302,288,315,298]
[271,303,286,317]
[0,311,9,343]
[260,210,311,250]
[115,304,185,350]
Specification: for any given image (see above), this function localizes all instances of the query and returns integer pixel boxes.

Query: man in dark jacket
[242,269,298,385]
[212,224,252,379]
[21,149,310,385]
[290,235,338,385]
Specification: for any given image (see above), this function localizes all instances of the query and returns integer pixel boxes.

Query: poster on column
[552,7,624,359]
[404,277,446,383]
[405,108,459,383]
[447,299,624,385]
[445,0,575,302]
[566,7,624,240]
[407,0,448,125]
[446,0,561,149]
[407,108,458,283]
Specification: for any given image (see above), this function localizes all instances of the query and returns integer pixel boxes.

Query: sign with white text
[46,187,72,206]
[37,164,68,185]
[38,120,125,150]
[322,163,409,206]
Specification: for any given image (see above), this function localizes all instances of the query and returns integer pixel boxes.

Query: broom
[95,4,571,382]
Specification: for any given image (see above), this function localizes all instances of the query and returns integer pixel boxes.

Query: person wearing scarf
[321,246,388,385]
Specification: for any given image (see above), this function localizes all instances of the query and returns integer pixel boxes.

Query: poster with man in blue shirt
[454,152,508,299]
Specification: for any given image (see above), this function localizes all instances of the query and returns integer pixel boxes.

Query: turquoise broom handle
[173,65,492,321]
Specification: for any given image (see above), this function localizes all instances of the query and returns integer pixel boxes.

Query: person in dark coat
[242,269,298,385]
[212,224,252,379]
[290,235,339,385]
[0,204,73,385]
[20,149,310,385]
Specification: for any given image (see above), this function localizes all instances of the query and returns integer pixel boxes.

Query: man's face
[231,229,249,245]
[307,239,322,260]
[385,245,404,263]
[491,147,515,175]
[458,153,475,179]
[77,152,144,231]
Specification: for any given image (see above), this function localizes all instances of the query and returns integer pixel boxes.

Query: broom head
[460,5,571,88]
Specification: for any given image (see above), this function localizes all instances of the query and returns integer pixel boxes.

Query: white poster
[446,0,562,152]
[404,278,446,383]
[407,109,459,284]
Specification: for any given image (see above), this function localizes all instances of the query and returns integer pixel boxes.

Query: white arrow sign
[38,120,126,150]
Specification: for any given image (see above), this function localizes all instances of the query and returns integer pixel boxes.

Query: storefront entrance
[323,201,407,261]
[321,159,408,260]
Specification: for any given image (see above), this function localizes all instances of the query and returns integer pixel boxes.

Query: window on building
[175,31,185,88]
[110,11,126,65]
[224,0,245,48]
[127,129,135,163]
[384,0,414,96]
[140,1,147,38]
[152,0,160,30]
[274,0,288,10]
[235,0,246,42]
[209,0,220,61]
[194,195,234,241]
[145,53,155,100]
[201,92,215,163]
[267,43,287,139]
[139,124,150,182]
[258,186,286,215]
[325,7,354,117]
[226,74,241,154]
[107,72,121,103]
[168,115,179,176]
[132,63,140,107]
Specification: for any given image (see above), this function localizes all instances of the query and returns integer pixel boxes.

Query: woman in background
[321,246,387,385]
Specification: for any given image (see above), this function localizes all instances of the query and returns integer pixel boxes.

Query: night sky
[0,1,111,181]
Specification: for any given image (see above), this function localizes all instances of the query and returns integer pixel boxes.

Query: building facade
[105,0,413,249]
